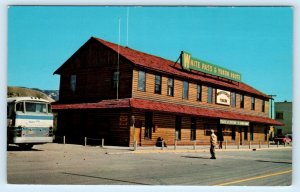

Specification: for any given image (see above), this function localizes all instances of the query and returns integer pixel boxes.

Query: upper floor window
[182,81,189,99]
[231,92,236,107]
[207,87,213,104]
[138,71,146,91]
[251,97,255,110]
[167,77,174,96]
[112,71,119,89]
[240,94,244,108]
[276,112,284,120]
[197,84,202,101]
[154,75,162,94]
[261,100,265,112]
[70,74,77,93]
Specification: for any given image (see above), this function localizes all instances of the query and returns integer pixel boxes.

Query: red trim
[52,98,283,126]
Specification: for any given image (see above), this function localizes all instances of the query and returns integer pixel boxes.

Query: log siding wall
[132,69,269,118]
[58,39,133,103]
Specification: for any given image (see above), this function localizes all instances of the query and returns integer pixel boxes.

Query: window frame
[240,94,244,108]
[112,71,119,89]
[207,86,213,104]
[197,84,202,101]
[138,71,146,92]
[251,97,255,110]
[70,74,77,93]
[182,81,189,99]
[231,92,236,107]
[275,112,284,120]
[261,99,265,112]
[154,75,162,94]
[167,77,174,96]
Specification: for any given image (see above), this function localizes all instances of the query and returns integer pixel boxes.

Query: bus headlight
[49,126,53,137]
[16,126,22,137]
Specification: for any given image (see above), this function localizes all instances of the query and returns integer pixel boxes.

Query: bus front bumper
[13,137,53,144]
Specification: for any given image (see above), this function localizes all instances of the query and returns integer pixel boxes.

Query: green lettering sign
[181,51,241,82]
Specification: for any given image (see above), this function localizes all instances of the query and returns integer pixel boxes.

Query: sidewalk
[104,143,292,154]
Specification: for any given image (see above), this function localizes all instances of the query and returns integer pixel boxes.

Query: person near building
[210,129,217,159]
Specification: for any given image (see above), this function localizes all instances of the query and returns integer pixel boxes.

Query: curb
[107,146,292,155]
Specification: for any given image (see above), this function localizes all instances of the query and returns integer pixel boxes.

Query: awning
[52,98,283,126]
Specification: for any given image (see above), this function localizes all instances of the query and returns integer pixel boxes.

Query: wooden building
[52,37,283,146]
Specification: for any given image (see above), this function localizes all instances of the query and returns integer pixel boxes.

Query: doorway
[239,126,243,145]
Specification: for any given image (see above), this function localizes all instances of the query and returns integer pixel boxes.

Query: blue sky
[8,6,293,102]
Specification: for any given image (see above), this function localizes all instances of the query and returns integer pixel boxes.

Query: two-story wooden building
[52,36,283,146]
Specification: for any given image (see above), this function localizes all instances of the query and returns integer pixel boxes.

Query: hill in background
[7,86,58,102]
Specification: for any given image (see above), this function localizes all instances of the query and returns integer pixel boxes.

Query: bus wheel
[18,144,34,150]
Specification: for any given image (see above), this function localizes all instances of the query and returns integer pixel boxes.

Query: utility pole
[268,94,277,119]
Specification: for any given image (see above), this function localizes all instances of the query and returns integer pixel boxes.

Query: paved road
[7,143,292,186]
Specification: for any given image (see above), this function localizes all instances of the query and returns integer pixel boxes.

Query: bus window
[16,102,24,112]
[25,102,47,113]
[47,104,52,113]
[36,103,47,113]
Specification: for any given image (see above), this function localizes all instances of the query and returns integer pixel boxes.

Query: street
[7,143,292,186]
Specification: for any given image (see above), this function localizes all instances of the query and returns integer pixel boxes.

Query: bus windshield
[25,102,47,113]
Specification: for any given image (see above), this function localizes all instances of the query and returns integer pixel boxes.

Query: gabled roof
[52,98,283,126]
[94,37,270,99]
[54,36,270,99]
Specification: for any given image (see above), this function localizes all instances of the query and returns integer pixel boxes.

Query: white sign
[216,89,231,105]
[220,119,250,126]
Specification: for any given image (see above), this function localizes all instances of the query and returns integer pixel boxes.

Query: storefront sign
[220,119,249,126]
[216,89,231,105]
[181,51,241,82]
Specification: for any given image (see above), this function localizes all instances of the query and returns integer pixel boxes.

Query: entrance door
[239,127,243,145]
[134,127,141,146]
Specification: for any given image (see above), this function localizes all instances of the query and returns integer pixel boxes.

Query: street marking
[215,169,292,186]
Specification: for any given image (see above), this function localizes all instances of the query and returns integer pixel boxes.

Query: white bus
[7,97,54,149]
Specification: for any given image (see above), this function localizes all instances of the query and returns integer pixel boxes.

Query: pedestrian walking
[210,129,217,159]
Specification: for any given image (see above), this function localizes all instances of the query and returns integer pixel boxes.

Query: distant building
[274,101,292,136]
[52,37,283,146]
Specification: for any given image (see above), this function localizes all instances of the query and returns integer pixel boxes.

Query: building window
[154,75,162,94]
[175,116,182,140]
[251,97,255,110]
[261,100,265,112]
[167,77,174,96]
[197,84,202,101]
[275,112,284,120]
[144,112,153,139]
[182,81,189,99]
[207,86,213,104]
[70,74,77,93]
[138,71,146,91]
[231,92,236,107]
[250,125,254,141]
[240,94,244,108]
[190,117,196,140]
[112,71,119,88]
[16,102,24,112]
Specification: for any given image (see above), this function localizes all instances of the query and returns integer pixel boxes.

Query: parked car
[274,135,292,145]
[285,134,292,141]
